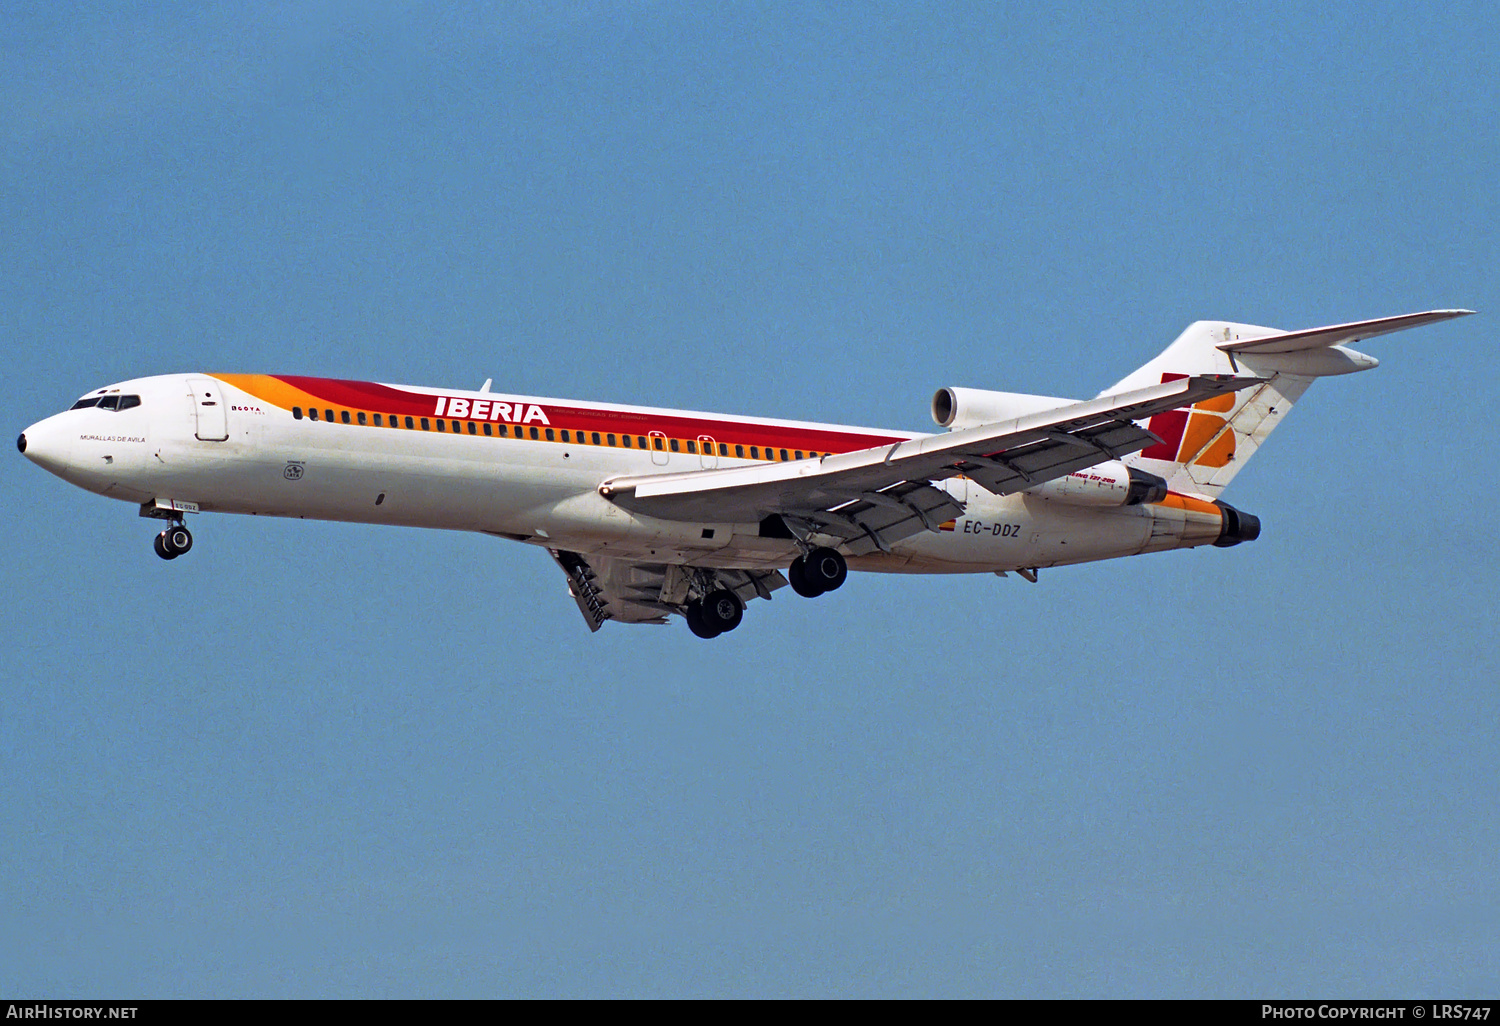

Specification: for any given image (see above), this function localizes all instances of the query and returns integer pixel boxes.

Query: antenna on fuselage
[479,378,492,393]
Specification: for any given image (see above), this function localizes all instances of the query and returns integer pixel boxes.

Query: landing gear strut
[788,546,846,598]
[684,587,745,639]
[153,523,193,560]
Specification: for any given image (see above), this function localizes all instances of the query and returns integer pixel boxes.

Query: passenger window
[653,437,664,451]
[670,439,679,452]
[530,426,540,440]
[450,420,460,432]
[735,445,744,458]
[293,407,304,420]
[97,395,119,411]
[435,419,445,432]
[483,423,492,436]
[357,411,367,425]
[404,416,414,429]
[373,413,382,426]
[637,436,647,448]
[341,410,351,424]
[607,434,616,446]
[719,443,728,456]
[309,408,319,421]
[591,432,600,445]
[420,418,430,430]
[795,450,803,460]
[70,397,101,410]
[686,440,697,454]
[118,395,141,411]
[780,449,789,461]
[468,422,477,435]
[561,430,570,443]
[621,434,631,447]
[545,428,555,441]
[750,446,759,459]
[325,410,334,422]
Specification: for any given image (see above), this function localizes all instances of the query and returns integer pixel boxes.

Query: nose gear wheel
[153,524,193,560]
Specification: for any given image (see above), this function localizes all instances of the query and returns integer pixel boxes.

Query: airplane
[17,308,1471,638]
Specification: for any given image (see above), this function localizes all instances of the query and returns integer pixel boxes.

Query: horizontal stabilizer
[1218,309,1474,355]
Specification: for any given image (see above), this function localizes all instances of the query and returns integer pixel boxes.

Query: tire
[701,589,744,633]
[804,547,847,592]
[787,556,823,598]
[685,600,721,639]
[166,525,193,555]
[154,531,178,561]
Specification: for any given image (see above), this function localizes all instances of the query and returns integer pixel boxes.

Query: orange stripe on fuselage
[1154,491,1221,516]
[212,374,321,412]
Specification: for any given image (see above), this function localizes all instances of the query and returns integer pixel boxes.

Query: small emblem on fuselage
[283,463,305,481]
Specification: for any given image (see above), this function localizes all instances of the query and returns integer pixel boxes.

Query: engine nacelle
[1024,462,1169,508]
[931,386,1075,430]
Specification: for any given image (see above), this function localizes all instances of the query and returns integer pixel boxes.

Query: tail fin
[1100,310,1473,498]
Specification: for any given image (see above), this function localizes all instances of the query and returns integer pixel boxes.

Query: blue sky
[3,1,1496,997]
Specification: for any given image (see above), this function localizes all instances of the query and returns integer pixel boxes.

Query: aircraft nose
[18,416,74,476]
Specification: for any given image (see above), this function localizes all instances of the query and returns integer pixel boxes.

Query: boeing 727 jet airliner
[18,309,1471,637]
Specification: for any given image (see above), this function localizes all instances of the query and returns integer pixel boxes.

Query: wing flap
[548,550,786,633]
[1217,309,1474,355]
[791,480,966,554]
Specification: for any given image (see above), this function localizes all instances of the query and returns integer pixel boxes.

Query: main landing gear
[787,546,847,598]
[685,588,745,640]
[678,549,846,639]
[153,522,193,560]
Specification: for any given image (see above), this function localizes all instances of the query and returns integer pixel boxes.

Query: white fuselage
[20,373,1227,575]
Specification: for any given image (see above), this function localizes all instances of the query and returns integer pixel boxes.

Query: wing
[600,374,1264,555]
[549,549,787,632]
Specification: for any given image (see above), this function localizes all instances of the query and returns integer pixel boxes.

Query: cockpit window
[72,394,141,412]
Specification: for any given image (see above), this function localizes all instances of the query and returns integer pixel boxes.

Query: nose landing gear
[140,499,199,562]
[153,523,193,560]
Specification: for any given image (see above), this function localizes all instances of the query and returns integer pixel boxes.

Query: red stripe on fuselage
[273,375,909,454]
[276,376,435,414]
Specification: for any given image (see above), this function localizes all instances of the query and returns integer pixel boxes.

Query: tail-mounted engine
[1213,500,1262,546]
[1022,461,1169,508]
[931,386,1074,431]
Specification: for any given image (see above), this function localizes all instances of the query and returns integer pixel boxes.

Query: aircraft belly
[892,492,1155,572]
[1016,497,1154,568]
[148,430,579,531]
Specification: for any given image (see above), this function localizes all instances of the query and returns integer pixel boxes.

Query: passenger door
[188,378,228,441]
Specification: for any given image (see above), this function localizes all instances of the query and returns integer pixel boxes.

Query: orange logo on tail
[1140,376,1237,467]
